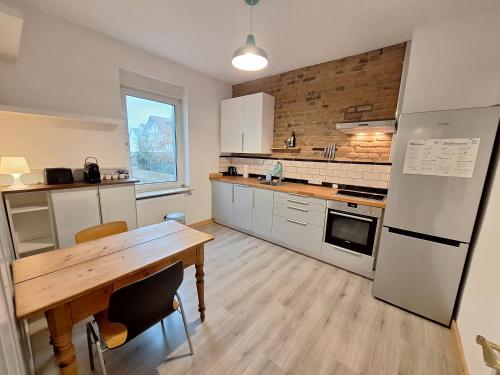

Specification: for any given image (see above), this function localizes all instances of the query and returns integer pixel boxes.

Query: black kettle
[83,156,101,183]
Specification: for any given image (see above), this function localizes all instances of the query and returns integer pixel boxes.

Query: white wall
[0,113,128,169]
[0,1,231,224]
[402,10,500,113]
[458,156,500,375]
[403,11,500,375]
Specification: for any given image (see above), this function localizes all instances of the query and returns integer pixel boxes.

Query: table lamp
[0,157,31,189]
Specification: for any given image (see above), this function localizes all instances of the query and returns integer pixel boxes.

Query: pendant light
[232,0,268,71]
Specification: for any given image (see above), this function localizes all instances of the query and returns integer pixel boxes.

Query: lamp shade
[232,34,268,71]
[0,157,31,174]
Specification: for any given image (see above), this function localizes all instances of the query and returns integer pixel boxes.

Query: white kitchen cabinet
[252,188,273,238]
[220,92,275,153]
[272,215,323,258]
[233,184,253,231]
[221,96,244,153]
[51,187,101,248]
[99,184,138,230]
[272,192,325,257]
[212,181,234,226]
[211,183,326,259]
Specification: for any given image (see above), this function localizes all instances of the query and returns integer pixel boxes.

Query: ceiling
[18,0,500,84]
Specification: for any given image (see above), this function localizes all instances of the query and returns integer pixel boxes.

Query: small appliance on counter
[83,156,101,183]
[227,166,237,176]
[44,168,74,185]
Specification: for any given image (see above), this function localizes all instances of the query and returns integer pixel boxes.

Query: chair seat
[95,299,180,349]
[94,311,128,349]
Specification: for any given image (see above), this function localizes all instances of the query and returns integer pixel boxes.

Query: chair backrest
[75,221,128,244]
[107,261,184,343]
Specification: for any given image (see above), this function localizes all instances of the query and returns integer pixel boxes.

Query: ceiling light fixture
[232,0,268,71]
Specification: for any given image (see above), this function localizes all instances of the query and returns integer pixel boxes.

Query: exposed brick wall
[232,43,406,162]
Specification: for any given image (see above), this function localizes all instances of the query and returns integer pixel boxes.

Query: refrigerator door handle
[387,227,461,247]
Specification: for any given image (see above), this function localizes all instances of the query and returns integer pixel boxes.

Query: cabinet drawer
[114,259,174,289]
[273,202,325,227]
[274,192,326,207]
[320,242,375,279]
[173,248,197,267]
[272,215,322,257]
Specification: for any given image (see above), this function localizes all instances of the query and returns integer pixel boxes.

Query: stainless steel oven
[324,201,383,257]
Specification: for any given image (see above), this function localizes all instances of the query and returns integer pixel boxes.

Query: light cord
[250,4,253,34]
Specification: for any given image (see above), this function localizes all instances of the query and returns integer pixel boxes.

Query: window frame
[121,86,184,191]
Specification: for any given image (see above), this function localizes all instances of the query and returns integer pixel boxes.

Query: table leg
[195,245,205,322]
[45,304,77,375]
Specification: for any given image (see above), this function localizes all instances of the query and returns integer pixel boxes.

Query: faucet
[271,161,283,183]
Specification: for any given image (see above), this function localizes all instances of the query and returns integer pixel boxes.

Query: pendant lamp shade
[232,0,268,71]
[232,34,268,71]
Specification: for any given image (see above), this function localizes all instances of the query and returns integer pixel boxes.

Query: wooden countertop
[0,178,139,194]
[209,174,386,208]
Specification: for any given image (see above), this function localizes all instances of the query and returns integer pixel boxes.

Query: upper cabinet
[221,92,275,154]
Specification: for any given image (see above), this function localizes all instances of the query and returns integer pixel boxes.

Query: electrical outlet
[308,178,323,185]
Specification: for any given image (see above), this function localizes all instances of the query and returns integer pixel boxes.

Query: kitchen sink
[258,180,286,186]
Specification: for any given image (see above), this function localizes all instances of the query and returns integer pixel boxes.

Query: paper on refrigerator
[403,138,480,178]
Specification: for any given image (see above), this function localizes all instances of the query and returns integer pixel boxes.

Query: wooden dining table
[12,220,214,375]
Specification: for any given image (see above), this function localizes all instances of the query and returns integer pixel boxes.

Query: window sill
[135,186,192,200]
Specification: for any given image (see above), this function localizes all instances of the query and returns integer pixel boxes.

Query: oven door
[324,209,378,256]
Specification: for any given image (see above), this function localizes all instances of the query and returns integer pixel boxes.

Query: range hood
[336,120,396,135]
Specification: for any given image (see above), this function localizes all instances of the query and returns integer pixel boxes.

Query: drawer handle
[235,184,252,188]
[288,192,308,198]
[287,205,308,212]
[287,218,307,226]
[330,211,373,222]
[288,199,309,205]
[332,244,362,257]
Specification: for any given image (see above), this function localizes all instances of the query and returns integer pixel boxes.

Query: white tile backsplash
[372,165,391,174]
[219,157,391,189]
[340,164,356,171]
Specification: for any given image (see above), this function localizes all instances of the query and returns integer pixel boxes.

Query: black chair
[86,261,193,374]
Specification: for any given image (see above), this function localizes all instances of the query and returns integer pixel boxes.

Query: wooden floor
[31,223,463,375]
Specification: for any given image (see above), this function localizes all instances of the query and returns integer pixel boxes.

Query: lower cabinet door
[99,184,138,230]
[233,185,253,231]
[272,215,322,257]
[252,188,273,237]
[51,187,101,248]
[212,181,234,225]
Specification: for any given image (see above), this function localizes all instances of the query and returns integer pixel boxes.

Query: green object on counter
[272,161,283,177]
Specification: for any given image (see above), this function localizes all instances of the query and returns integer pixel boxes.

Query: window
[122,88,183,187]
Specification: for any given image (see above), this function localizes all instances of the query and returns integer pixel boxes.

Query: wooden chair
[75,221,129,244]
[86,261,193,375]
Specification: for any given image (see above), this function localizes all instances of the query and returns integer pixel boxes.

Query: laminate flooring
[31,223,463,375]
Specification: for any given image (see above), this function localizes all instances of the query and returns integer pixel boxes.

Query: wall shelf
[17,236,55,254]
[0,105,123,126]
[271,147,301,153]
[4,191,57,258]
[11,205,49,214]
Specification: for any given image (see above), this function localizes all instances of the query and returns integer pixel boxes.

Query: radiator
[136,194,187,227]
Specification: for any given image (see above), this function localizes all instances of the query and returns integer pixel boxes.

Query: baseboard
[451,320,469,375]
[189,218,214,228]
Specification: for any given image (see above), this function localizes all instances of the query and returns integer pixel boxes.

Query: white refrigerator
[373,106,500,325]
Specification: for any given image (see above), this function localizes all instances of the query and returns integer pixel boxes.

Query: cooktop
[337,189,386,201]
